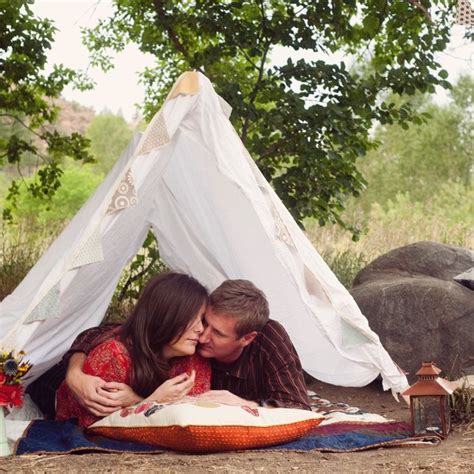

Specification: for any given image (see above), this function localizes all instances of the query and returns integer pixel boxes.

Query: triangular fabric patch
[66,225,104,270]
[24,281,61,324]
[135,111,170,156]
[167,71,200,100]
[303,265,332,304]
[456,0,474,25]
[341,318,373,348]
[106,168,138,214]
[271,203,296,249]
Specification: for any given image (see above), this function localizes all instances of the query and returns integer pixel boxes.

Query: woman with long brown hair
[56,272,210,427]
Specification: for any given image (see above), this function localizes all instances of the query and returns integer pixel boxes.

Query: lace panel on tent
[243,149,268,192]
[135,111,170,156]
[242,148,296,249]
[24,281,60,323]
[457,0,474,24]
[66,225,104,270]
[105,168,138,215]
[271,204,296,249]
[167,71,200,100]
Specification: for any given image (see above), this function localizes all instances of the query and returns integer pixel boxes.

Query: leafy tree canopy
[0,0,93,221]
[83,0,459,236]
[354,74,473,212]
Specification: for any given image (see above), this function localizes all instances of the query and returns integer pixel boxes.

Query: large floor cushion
[88,400,324,453]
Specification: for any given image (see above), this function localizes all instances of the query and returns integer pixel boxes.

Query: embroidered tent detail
[135,111,170,156]
[105,169,138,215]
[24,281,61,324]
[242,149,295,248]
[242,149,267,191]
[271,204,296,249]
[66,225,104,270]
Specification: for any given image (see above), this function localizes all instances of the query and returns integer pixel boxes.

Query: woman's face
[162,303,206,359]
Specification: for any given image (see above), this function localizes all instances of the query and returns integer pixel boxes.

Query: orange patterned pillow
[88,400,324,453]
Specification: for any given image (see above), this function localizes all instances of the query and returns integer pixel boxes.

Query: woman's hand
[145,371,195,404]
[98,382,143,408]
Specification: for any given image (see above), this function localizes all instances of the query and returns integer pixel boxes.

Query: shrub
[321,250,369,289]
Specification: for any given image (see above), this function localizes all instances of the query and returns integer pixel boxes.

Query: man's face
[198,306,256,363]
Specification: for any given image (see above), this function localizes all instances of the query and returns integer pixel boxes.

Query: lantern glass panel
[443,396,451,435]
[412,396,443,436]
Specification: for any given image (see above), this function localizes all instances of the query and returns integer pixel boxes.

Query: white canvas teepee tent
[0,72,408,396]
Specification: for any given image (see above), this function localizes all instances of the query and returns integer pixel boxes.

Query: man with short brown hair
[197,279,310,409]
[209,279,270,336]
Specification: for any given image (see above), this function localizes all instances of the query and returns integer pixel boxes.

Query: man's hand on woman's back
[66,353,140,416]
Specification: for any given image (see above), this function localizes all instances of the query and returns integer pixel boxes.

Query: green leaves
[1,1,92,221]
[81,0,458,236]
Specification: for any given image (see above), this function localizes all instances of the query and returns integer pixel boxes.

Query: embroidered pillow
[88,400,324,452]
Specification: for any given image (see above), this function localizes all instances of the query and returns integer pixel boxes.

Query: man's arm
[64,325,141,415]
[65,353,122,416]
[196,390,259,408]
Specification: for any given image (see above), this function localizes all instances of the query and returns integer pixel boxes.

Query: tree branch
[238,45,259,71]
[117,254,159,302]
[349,1,389,72]
[0,113,42,139]
[15,162,30,193]
[240,1,271,143]
[259,138,287,160]
[408,0,433,24]
[152,0,205,73]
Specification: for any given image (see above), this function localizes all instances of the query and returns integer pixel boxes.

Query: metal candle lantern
[402,362,456,438]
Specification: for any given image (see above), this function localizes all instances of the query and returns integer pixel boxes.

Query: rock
[350,241,474,379]
[353,241,473,285]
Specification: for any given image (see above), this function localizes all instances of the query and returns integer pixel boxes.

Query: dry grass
[306,214,473,267]
[0,227,52,301]
[3,437,473,473]
[450,378,474,427]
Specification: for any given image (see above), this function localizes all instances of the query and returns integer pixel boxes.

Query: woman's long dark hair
[118,272,208,397]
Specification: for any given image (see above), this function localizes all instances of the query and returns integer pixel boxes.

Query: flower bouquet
[0,350,32,456]
[0,350,31,408]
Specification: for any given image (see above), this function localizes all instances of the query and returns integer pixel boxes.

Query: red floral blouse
[55,337,211,427]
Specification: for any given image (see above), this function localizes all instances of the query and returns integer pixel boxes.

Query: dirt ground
[1,380,473,473]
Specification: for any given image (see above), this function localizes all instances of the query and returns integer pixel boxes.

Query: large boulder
[350,241,474,379]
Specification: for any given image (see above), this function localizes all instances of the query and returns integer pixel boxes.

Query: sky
[32,0,474,122]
